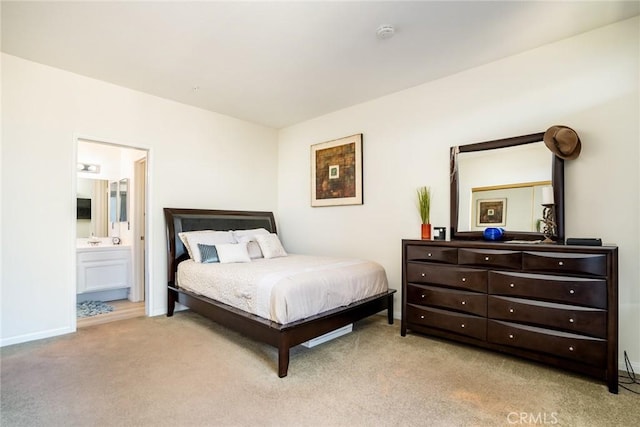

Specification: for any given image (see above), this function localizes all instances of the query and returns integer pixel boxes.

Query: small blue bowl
[483,227,505,241]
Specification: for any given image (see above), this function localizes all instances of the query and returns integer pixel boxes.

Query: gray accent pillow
[198,243,220,264]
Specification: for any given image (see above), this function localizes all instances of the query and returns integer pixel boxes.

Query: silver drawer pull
[460,324,465,328]
[427,253,432,257]
[569,289,575,294]
[421,294,425,299]
[461,301,466,305]
[484,256,490,261]
[569,346,574,351]
[569,318,574,323]
[509,334,514,339]
[420,315,424,319]
[461,277,466,282]
[421,273,426,277]
[509,308,514,313]
[509,283,515,288]
[559,261,564,266]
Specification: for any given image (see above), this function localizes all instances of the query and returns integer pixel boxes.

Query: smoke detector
[376,25,395,40]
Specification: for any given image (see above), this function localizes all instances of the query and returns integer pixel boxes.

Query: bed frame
[164,208,396,377]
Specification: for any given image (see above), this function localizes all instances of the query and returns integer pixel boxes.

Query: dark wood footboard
[168,285,396,377]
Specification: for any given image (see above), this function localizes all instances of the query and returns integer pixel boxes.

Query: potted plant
[417,186,432,240]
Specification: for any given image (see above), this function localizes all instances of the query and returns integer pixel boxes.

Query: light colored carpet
[1,312,638,426]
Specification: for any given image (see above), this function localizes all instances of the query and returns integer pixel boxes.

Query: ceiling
[2,1,638,129]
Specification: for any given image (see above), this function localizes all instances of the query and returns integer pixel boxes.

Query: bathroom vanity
[77,242,131,295]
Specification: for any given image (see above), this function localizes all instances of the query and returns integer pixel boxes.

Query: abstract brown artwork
[476,198,507,227]
[311,134,363,206]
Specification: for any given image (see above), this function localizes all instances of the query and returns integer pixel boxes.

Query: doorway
[76,138,148,327]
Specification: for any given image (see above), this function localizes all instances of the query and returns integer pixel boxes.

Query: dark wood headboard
[163,208,277,285]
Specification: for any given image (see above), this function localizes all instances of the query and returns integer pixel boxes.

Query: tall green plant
[417,186,431,224]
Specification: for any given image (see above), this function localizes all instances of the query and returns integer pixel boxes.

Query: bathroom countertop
[77,238,130,251]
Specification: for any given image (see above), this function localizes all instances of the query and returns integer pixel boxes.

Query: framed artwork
[476,198,506,227]
[311,134,363,207]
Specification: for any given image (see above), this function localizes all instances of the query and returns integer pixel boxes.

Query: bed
[164,208,396,377]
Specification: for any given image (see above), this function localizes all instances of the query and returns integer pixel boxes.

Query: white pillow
[216,242,252,264]
[255,233,288,259]
[178,230,235,263]
[235,236,264,259]
[233,228,270,240]
[233,228,271,259]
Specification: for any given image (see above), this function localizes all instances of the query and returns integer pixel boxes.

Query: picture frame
[311,134,363,207]
[476,198,506,227]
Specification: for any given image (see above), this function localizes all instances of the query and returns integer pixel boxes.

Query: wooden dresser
[401,239,618,393]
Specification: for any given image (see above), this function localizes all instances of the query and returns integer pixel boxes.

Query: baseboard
[77,288,128,303]
[0,325,74,347]
[619,358,640,377]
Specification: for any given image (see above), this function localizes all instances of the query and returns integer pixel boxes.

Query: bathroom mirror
[119,178,129,222]
[76,178,109,238]
[450,132,565,241]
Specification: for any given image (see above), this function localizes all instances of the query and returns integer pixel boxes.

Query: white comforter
[177,254,388,324]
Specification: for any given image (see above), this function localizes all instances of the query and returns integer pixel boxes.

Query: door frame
[131,157,147,303]
[73,135,151,329]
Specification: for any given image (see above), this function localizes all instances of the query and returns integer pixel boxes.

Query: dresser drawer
[488,296,606,338]
[488,320,606,366]
[458,248,522,269]
[523,251,607,276]
[407,304,486,340]
[488,271,606,309]
[407,284,487,316]
[406,263,487,292]
[405,245,457,264]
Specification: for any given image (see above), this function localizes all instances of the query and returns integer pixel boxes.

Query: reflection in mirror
[457,142,551,232]
[451,132,564,241]
[76,178,109,238]
[119,178,128,222]
[470,181,551,232]
[109,181,119,224]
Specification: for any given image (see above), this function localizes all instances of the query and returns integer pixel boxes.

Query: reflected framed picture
[476,198,506,227]
[311,134,363,207]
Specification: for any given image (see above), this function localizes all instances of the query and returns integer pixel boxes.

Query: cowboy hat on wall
[544,125,582,160]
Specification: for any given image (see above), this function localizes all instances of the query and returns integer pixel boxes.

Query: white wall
[1,54,278,345]
[277,18,640,368]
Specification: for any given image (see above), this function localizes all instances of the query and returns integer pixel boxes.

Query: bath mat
[77,301,114,318]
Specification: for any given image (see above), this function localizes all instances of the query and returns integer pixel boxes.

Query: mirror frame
[450,132,565,242]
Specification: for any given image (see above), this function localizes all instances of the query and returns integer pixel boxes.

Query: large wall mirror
[77,178,109,238]
[450,132,565,241]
